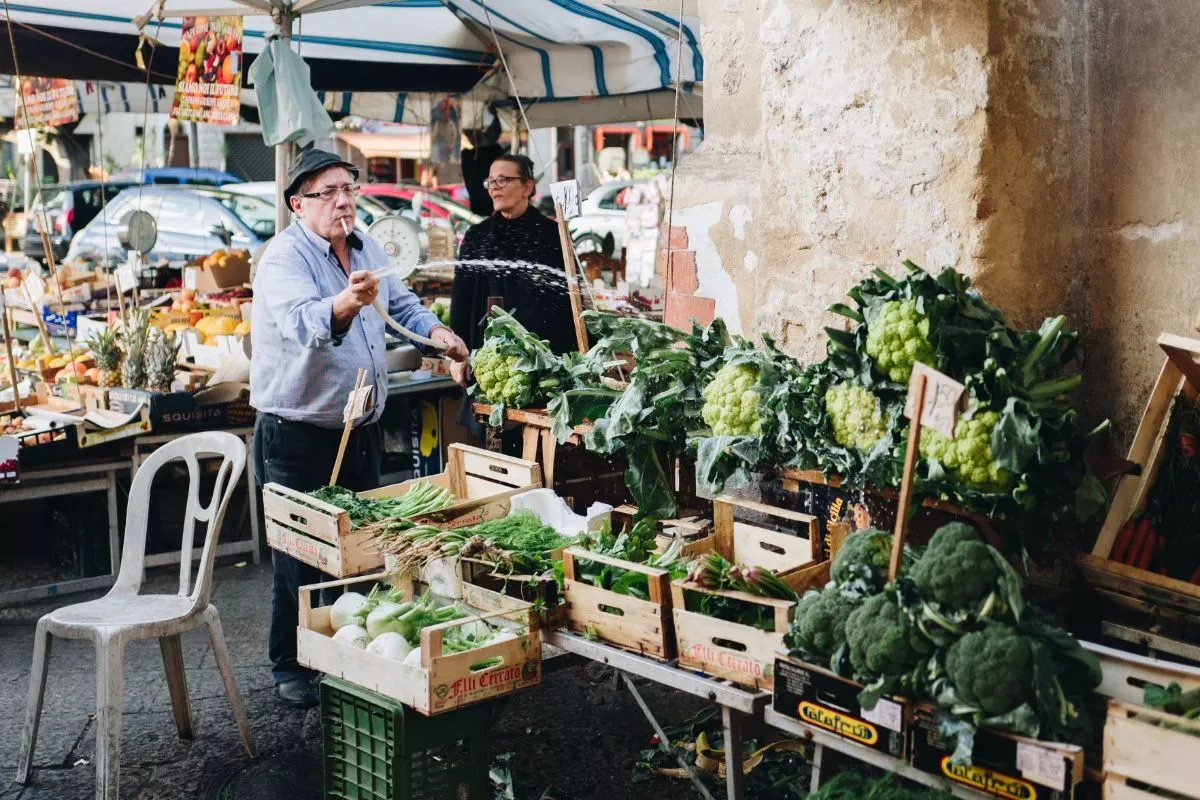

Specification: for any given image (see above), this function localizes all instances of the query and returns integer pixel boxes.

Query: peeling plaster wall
[673,0,1198,451]
[1087,2,1200,445]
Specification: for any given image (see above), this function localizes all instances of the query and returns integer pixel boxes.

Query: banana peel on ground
[653,731,809,779]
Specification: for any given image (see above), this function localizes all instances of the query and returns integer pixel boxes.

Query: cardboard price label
[550,180,582,220]
[115,264,138,294]
[23,273,46,306]
[903,362,965,438]
[343,384,375,423]
[183,267,198,291]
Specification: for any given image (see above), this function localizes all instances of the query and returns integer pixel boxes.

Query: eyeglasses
[298,183,362,202]
[483,175,528,190]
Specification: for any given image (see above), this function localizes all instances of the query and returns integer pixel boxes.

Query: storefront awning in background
[336,129,469,161]
[0,1,702,124]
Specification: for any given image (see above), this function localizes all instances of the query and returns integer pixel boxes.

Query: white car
[568,181,636,256]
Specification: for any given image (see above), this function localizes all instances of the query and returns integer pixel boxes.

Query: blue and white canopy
[2,0,702,124]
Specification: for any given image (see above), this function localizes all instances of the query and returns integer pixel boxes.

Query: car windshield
[32,187,64,210]
[434,196,483,225]
[215,192,275,238]
[356,195,392,227]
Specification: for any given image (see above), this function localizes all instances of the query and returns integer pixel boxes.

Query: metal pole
[273,8,293,236]
[188,121,200,168]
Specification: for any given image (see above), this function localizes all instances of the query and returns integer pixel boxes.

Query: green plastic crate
[320,676,491,800]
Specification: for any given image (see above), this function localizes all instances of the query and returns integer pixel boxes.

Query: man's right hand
[332,270,379,331]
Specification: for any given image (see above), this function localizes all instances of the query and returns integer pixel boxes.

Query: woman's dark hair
[493,153,536,199]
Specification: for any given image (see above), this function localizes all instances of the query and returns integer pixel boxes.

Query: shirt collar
[296,218,365,256]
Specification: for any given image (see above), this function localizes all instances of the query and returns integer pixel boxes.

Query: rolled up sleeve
[258,244,336,348]
[385,274,441,339]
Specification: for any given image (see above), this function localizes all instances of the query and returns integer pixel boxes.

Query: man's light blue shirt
[250,219,440,429]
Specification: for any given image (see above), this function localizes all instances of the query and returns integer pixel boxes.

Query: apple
[179,288,196,303]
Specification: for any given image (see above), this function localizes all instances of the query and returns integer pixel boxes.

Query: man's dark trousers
[253,412,381,685]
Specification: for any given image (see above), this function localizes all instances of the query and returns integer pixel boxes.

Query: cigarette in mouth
[340,218,351,236]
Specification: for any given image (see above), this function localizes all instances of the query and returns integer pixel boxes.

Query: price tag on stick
[331,370,372,485]
[889,363,965,580]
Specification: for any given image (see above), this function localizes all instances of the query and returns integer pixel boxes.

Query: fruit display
[199,248,251,274]
[87,328,122,389]
[120,308,152,390]
[145,329,181,394]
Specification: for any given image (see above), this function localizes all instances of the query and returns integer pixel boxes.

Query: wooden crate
[298,574,542,716]
[1078,334,1200,620]
[1103,700,1200,800]
[1084,640,1200,707]
[560,522,714,661]
[671,496,830,689]
[264,444,541,578]
[459,552,565,626]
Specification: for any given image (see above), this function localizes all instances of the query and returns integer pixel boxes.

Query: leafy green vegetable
[785,585,862,664]
[830,528,906,594]
[806,770,951,800]
[864,298,936,383]
[845,592,931,684]
[309,481,454,529]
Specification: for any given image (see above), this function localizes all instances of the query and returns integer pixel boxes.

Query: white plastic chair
[16,431,256,800]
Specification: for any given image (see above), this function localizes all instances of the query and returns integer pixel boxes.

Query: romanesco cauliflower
[825,384,889,451]
[865,299,935,383]
[701,363,762,436]
[919,410,1014,493]
[472,345,534,406]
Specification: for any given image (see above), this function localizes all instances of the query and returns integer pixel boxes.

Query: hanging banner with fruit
[15,77,79,129]
[171,16,242,127]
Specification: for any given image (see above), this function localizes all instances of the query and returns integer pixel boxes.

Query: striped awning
[1,1,702,112]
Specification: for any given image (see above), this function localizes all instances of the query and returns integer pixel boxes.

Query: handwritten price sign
[903,362,965,438]
[343,384,376,424]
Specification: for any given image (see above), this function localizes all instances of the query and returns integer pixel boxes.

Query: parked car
[359,183,483,239]
[65,185,275,266]
[22,180,137,264]
[568,181,636,256]
[109,167,242,186]
[224,181,393,234]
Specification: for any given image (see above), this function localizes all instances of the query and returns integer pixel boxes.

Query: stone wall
[665,0,1200,451]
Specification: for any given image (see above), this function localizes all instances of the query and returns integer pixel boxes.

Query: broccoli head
[864,299,935,384]
[701,362,763,436]
[830,528,894,590]
[945,624,1033,716]
[824,383,889,452]
[845,592,930,680]
[911,522,999,611]
[785,586,861,660]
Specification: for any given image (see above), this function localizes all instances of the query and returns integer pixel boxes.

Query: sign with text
[15,77,79,129]
[903,362,965,438]
[550,180,582,220]
[171,16,243,126]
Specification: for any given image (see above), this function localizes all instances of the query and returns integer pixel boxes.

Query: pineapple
[145,329,180,394]
[87,328,122,389]
[120,308,152,390]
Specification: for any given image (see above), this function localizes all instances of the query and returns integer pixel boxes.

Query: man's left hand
[430,326,469,362]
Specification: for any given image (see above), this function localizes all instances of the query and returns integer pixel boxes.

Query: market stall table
[544,629,770,800]
[130,427,261,568]
[0,458,127,607]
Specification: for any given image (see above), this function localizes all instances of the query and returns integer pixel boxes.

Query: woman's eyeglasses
[483,175,528,190]
[299,184,362,202]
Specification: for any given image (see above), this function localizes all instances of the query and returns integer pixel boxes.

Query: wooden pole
[330,368,367,486]
[889,372,926,581]
[554,201,589,354]
[2,305,22,413]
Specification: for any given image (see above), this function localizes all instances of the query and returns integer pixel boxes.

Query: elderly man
[251,149,467,708]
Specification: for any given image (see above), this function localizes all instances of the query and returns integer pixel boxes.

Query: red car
[358,184,482,240]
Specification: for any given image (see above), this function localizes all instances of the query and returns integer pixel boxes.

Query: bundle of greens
[308,481,455,529]
[806,770,951,800]
[791,261,1107,557]
[572,313,730,519]
[471,307,573,424]
[678,551,801,631]
[569,517,690,599]
[785,522,1101,763]
[1144,682,1200,736]
[378,510,574,578]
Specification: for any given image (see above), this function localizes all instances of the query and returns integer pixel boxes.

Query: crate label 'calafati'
[939,756,1037,799]
[797,702,878,746]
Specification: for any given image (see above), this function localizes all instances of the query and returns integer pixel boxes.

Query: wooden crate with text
[672,496,829,689]
[1103,700,1200,800]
